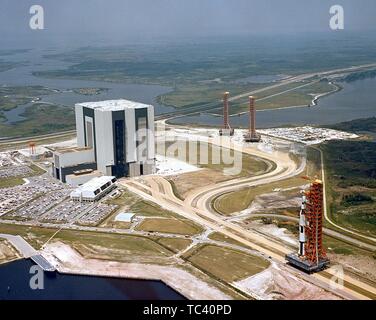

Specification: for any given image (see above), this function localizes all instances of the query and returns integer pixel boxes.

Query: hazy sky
[1,0,376,45]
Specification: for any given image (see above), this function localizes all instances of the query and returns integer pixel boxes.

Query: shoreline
[41,242,232,300]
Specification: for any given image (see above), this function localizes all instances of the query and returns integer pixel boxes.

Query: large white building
[53,99,155,183]
[70,176,117,202]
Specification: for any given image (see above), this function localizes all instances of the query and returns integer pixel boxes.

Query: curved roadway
[121,136,376,299]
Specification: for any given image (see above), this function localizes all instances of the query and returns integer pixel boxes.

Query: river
[0,48,174,124]
[0,259,185,300]
[170,77,376,128]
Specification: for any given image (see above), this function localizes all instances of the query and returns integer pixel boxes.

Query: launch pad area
[286,253,330,273]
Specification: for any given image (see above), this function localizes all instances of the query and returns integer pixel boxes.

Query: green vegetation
[326,117,376,134]
[161,140,273,199]
[0,103,75,138]
[322,141,376,188]
[213,147,319,215]
[33,36,376,116]
[0,177,25,189]
[104,189,180,218]
[155,237,192,253]
[0,164,46,189]
[72,87,108,95]
[0,86,54,113]
[161,140,271,180]
[157,83,260,110]
[208,232,252,249]
[341,193,374,207]
[208,80,338,115]
[135,218,203,236]
[321,140,376,236]
[0,224,56,249]
[342,69,376,82]
[0,223,174,263]
[324,235,375,257]
[36,36,376,86]
[55,229,173,262]
[183,244,270,283]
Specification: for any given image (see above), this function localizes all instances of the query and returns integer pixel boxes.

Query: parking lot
[0,165,33,179]
[0,176,65,215]
[2,176,118,225]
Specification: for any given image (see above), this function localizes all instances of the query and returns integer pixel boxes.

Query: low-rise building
[70,176,117,202]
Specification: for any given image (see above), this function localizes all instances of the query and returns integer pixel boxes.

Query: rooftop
[76,99,151,112]
[74,175,115,192]
[54,146,92,154]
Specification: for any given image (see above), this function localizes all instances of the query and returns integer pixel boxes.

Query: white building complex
[70,176,117,202]
[52,99,155,183]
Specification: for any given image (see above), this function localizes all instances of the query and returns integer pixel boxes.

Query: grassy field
[0,163,46,189]
[207,80,337,115]
[0,104,75,138]
[155,237,192,253]
[0,177,25,189]
[135,218,203,236]
[55,229,173,263]
[183,244,270,283]
[321,140,376,237]
[0,222,174,263]
[208,232,253,249]
[32,35,376,120]
[104,189,180,219]
[213,147,320,215]
[161,140,272,199]
[157,83,261,111]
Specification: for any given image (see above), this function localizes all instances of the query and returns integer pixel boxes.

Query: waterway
[0,48,174,124]
[0,259,185,300]
[1,48,375,128]
[170,77,376,128]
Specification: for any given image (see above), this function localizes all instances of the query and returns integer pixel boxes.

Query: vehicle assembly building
[286,179,330,273]
[52,99,155,183]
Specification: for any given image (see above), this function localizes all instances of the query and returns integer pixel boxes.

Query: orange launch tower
[286,179,329,273]
[244,96,261,142]
[219,92,234,136]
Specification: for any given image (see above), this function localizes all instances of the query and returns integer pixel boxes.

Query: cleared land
[213,147,319,215]
[183,244,270,283]
[0,239,20,264]
[135,218,203,236]
[0,223,173,263]
[208,232,253,249]
[103,189,180,220]
[162,140,271,199]
[156,237,192,253]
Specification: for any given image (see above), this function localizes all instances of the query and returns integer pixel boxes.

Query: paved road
[155,63,376,120]
[120,134,376,299]
[228,213,376,252]
[122,176,375,300]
